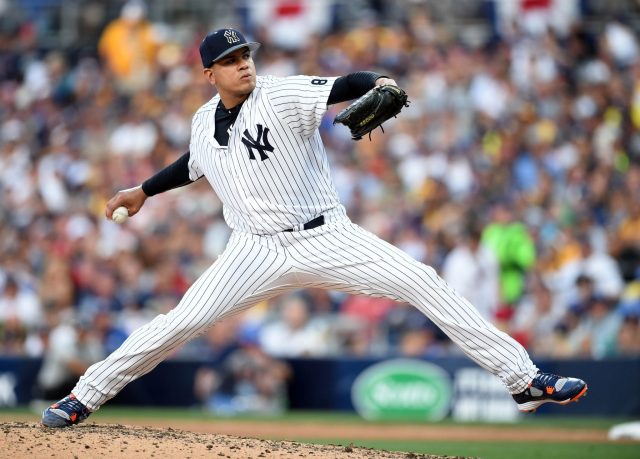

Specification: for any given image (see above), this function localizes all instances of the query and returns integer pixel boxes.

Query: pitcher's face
[204,47,256,102]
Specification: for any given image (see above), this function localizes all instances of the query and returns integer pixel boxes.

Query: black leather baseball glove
[333,85,409,140]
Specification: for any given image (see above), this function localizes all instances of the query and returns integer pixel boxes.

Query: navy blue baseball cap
[199,28,260,68]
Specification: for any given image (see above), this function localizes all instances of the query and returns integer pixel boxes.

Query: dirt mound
[1,422,471,459]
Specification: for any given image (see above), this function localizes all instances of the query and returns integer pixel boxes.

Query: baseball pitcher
[42,29,587,427]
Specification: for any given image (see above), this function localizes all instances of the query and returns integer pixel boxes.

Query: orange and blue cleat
[41,394,92,428]
[513,372,588,413]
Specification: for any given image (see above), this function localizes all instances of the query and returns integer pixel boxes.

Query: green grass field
[22,406,629,428]
[3,407,638,459]
[306,439,640,459]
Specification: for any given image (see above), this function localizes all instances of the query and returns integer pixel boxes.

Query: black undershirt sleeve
[327,71,385,105]
[141,151,194,197]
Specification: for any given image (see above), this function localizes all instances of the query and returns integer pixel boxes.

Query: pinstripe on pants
[73,211,537,410]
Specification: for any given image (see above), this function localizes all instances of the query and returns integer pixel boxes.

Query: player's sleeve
[187,111,208,181]
[141,151,194,196]
[187,154,203,182]
[266,75,338,137]
[327,71,383,104]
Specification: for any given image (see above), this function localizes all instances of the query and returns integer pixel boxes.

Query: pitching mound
[1,422,471,459]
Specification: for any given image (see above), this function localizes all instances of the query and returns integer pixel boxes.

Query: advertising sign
[351,359,452,421]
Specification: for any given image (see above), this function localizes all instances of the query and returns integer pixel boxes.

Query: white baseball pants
[74,210,538,410]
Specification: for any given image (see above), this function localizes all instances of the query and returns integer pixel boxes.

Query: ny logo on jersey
[242,124,274,161]
[224,30,240,44]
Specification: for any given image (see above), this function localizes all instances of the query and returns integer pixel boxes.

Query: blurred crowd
[1,0,640,405]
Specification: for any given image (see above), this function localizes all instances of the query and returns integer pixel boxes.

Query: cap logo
[224,30,240,44]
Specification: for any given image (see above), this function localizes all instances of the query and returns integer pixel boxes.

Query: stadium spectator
[35,311,103,400]
[544,234,624,310]
[259,294,332,357]
[193,327,290,416]
[98,0,160,92]
[567,296,622,358]
[442,220,500,321]
[481,201,536,312]
[511,279,566,352]
[617,315,640,356]
[0,275,43,331]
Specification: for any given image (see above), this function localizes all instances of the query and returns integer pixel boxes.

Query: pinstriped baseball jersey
[189,75,343,234]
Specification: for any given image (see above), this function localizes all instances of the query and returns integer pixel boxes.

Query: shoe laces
[533,372,562,388]
[57,396,89,415]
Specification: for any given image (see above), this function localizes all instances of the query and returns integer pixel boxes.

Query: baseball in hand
[112,206,129,224]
